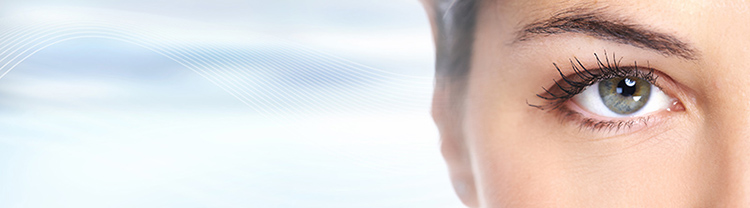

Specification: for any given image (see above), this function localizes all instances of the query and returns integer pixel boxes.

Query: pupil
[616,78,637,97]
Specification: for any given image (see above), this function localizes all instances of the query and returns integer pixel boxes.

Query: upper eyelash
[527,51,658,110]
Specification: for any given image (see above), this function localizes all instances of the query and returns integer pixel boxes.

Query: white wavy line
[0,20,434,118]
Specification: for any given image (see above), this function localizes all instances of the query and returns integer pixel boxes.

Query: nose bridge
[707,66,750,205]
[667,3,750,205]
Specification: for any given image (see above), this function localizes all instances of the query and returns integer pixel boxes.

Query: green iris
[598,76,652,115]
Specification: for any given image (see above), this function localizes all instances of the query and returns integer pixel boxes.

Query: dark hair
[431,0,479,81]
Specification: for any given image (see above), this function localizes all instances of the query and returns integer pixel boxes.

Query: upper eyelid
[540,66,659,101]
[529,53,660,110]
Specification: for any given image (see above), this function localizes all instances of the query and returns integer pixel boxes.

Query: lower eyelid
[560,87,683,137]
[557,103,657,134]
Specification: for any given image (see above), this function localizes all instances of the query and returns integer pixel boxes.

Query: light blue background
[0,0,462,207]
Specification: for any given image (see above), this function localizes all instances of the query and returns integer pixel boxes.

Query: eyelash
[528,52,660,131]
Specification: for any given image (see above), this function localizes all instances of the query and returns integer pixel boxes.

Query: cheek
[463,67,571,205]
[464,102,718,207]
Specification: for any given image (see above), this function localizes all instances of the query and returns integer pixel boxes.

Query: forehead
[490,0,750,27]
[495,0,749,13]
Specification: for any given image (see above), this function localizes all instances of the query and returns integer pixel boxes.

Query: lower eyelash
[557,104,652,133]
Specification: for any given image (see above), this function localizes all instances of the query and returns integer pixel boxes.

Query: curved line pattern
[0,19,434,118]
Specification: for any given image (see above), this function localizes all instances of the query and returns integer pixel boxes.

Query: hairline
[431,0,480,82]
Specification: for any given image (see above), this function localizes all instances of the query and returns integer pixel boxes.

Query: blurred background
[0,0,462,207]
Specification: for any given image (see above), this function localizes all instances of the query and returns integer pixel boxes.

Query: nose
[707,80,750,206]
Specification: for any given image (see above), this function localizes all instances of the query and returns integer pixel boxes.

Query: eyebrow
[515,7,698,60]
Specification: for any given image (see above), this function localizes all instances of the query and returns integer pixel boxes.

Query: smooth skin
[425,0,750,207]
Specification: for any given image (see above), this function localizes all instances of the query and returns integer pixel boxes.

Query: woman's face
[432,0,750,206]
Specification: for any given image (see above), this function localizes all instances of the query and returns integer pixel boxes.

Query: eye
[572,76,673,118]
